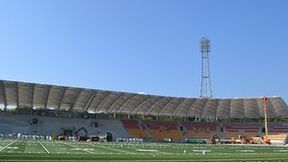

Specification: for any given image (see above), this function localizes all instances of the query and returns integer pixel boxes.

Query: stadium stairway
[121,119,151,140]
[182,122,219,140]
[138,120,154,140]
[143,120,184,142]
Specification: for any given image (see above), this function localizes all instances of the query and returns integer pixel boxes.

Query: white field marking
[136,149,158,152]
[0,140,17,152]
[62,142,94,154]
[91,144,137,154]
[70,148,94,151]
[236,150,255,152]
[274,150,288,152]
[6,147,18,150]
[38,141,50,154]
[192,150,211,153]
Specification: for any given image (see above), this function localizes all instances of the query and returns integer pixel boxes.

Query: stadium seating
[268,123,288,133]
[268,134,288,144]
[143,120,184,142]
[182,122,218,139]
[121,120,149,139]
[222,123,260,139]
[1,112,287,143]
[0,113,128,140]
[265,123,288,144]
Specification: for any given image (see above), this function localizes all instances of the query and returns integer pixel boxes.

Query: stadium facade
[0,80,287,119]
[1,79,288,143]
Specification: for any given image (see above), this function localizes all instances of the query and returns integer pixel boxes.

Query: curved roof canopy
[0,80,288,118]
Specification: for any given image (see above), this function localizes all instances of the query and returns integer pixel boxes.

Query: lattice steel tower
[200,37,213,98]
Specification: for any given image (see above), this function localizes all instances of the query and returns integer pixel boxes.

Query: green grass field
[1,140,288,162]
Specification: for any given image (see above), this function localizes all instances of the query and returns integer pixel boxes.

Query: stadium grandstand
[1,79,288,144]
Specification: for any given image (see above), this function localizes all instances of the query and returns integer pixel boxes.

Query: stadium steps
[121,120,152,140]
[182,122,219,140]
[138,120,154,141]
[177,121,186,142]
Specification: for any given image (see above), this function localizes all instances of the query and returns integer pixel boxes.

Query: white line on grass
[0,140,17,152]
[93,144,135,154]
[38,141,50,154]
[62,142,95,154]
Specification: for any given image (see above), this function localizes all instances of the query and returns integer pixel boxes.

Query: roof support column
[70,89,82,112]
[1,81,7,111]
[44,86,51,109]
[31,84,35,109]
[57,87,67,110]
[84,92,96,112]
[16,82,19,109]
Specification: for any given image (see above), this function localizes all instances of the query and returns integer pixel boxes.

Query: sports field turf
[1,140,288,161]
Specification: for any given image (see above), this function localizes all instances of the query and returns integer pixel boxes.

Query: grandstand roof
[0,80,288,118]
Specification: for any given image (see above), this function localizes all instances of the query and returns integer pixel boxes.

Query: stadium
[1,0,288,160]
[1,79,288,161]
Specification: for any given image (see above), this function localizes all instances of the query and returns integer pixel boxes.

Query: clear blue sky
[0,0,287,102]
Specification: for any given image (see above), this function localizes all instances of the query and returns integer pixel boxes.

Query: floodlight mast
[200,37,213,98]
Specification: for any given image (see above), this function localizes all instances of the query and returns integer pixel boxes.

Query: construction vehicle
[74,127,89,141]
